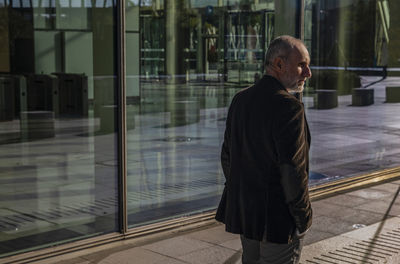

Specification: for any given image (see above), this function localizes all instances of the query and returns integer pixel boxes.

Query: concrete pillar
[92,5,118,233]
[274,0,297,37]
[218,1,226,81]
[8,5,35,73]
[196,13,204,80]
[165,1,197,125]
[165,0,188,84]
[92,6,116,118]
[388,0,400,68]
[0,8,10,72]
[336,0,351,91]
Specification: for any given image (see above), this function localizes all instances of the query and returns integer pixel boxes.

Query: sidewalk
[32,178,400,264]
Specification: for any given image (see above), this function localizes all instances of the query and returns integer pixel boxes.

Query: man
[215,35,312,264]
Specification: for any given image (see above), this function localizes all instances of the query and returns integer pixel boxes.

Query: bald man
[216,36,313,264]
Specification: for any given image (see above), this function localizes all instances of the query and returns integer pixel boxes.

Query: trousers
[240,235,303,264]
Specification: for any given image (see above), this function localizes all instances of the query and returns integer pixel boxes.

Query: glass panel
[126,0,279,227]
[0,1,118,257]
[304,0,400,186]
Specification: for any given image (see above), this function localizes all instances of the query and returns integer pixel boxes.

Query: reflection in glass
[304,0,400,185]
[126,0,276,227]
[0,2,118,257]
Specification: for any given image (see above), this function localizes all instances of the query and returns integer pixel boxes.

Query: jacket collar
[259,74,288,93]
[259,75,303,103]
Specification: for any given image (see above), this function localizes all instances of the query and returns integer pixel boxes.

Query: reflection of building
[140,4,275,84]
[2,1,400,263]
[305,0,398,69]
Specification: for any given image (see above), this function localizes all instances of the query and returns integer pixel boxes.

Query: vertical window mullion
[296,0,305,101]
[117,0,128,235]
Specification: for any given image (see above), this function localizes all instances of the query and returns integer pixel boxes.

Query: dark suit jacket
[215,75,312,243]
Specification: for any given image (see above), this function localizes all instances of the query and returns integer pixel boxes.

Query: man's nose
[303,65,312,78]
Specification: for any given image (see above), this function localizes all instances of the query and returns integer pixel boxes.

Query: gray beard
[287,85,304,93]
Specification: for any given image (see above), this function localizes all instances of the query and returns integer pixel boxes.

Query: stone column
[274,0,297,37]
[165,0,188,84]
[196,12,204,80]
[92,5,118,232]
[8,5,35,73]
[165,1,197,126]
[218,0,226,81]
[388,0,399,67]
[92,6,116,118]
[0,7,10,72]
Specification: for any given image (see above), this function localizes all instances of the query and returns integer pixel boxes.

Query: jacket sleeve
[273,99,312,234]
[221,107,232,180]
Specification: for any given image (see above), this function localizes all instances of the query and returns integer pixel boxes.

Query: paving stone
[153,257,189,264]
[339,208,385,226]
[390,179,400,185]
[301,216,400,264]
[218,238,241,251]
[303,229,335,245]
[356,200,400,216]
[311,202,357,218]
[178,245,236,264]
[347,188,395,200]
[142,236,213,258]
[341,217,400,241]
[311,215,355,235]
[300,235,360,263]
[378,190,400,200]
[186,225,238,244]
[370,182,400,193]
[98,247,171,264]
[319,193,370,208]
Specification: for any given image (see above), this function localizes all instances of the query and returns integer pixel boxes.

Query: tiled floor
[1,76,400,257]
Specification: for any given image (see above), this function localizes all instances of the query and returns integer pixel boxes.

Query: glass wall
[0,1,118,257]
[6,0,400,259]
[304,0,400,186]
[125,0,278,227]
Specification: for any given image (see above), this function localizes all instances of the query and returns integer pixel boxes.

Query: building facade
[1,0,400,260]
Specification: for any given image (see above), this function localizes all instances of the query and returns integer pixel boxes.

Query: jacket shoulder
[272,91,303,112]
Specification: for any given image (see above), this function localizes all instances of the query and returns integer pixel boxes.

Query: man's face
[280,44,312,93]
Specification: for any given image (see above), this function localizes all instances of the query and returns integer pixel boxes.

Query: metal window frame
[296,0,305,101]
[117,0,128,235]
[297,0,305,40]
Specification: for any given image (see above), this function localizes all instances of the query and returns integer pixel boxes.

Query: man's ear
[272,57,284,72]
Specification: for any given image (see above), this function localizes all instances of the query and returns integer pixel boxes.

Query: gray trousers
[240,235,303,264]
